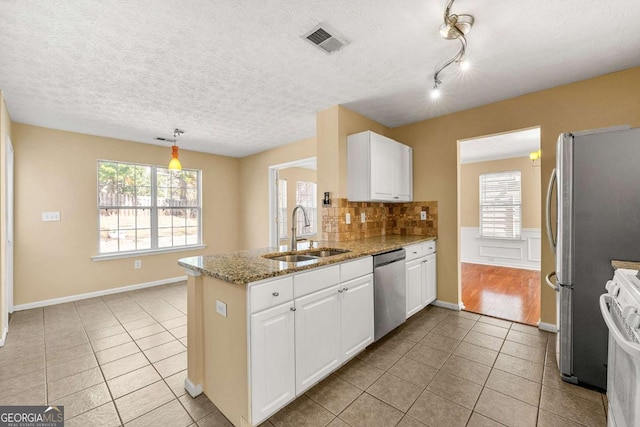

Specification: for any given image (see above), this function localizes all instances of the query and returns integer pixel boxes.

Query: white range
[600,268,640,427]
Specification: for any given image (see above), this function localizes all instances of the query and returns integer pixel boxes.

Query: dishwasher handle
[373,249,406,268]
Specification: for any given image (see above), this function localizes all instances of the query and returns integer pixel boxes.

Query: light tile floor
[0,282,607,427]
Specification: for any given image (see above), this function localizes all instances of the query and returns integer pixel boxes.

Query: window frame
[478,170,522,240]
[295,180,317,237]
[94,160,204,260]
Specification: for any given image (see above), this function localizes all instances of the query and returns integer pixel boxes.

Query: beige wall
[460,156,541,229]
[316,106,390,201]
[12,124,241,305]
[238,137,316,249]
[0,91,13,337]
[277,167,317,243]
[390,67,640,324]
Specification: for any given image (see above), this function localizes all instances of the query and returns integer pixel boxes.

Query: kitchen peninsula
[178,234,436,427]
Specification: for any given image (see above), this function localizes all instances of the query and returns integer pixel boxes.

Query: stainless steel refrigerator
[546,126,640,391]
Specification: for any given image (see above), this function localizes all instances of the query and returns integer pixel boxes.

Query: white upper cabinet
[347,131,413,202]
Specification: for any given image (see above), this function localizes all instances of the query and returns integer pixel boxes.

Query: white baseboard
[538,321,558,333]
[184,377,203,398]
[0,325,7,347]
[432,300,464,311]
[13,276,187,311]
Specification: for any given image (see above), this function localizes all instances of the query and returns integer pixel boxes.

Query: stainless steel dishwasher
[373,248,406,341]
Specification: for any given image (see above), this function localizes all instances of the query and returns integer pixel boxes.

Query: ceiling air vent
[303,23,349,54]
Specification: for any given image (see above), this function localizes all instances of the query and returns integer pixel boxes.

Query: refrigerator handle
[545,271,558,291]
[545,168,557,254]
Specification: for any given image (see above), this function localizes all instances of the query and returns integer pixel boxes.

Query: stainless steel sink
[264,254,318,263]
[305,249,351,257]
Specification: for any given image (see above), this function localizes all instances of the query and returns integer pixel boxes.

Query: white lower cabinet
[294,284,342,394]
[406,258,424,318]
[250,301,296,424]
[340,274,374,361]
[249,259,374,426]
[405,242,437,319]
[423,253,437,305]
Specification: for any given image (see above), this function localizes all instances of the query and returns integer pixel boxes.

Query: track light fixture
[431,0,474,99]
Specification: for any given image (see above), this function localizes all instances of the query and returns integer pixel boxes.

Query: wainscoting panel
[461,227,541,270]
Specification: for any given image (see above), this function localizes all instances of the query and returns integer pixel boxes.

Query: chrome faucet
[290,205,311,251]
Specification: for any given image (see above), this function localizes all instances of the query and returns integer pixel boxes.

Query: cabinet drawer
[405,243,425,261]
[294,265,340,298]
[250,277,294,314]
[340,257,373,283]
[423,240,436,255]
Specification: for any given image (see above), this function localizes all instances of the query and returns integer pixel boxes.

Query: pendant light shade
[168,144,182,170]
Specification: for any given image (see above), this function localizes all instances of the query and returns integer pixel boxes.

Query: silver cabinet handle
[290,307,296,311]
[272,292,279,297]
[412,251,418,254]
[338,289,343,293]
[342,287,348,292]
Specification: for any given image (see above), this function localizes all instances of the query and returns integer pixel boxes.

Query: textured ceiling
[0,1,639,157]
[460,128,540,164]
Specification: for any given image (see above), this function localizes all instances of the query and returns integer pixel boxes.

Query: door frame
[267,157,316,247]
[4,135,14,337]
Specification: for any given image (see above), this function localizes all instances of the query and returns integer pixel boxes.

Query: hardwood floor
[461,263,540,326]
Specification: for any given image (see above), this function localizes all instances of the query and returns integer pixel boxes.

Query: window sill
[475,235,525,242]
[92,244,207,261]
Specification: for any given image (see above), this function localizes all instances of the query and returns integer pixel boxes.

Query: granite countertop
[178,235,436,285]
[612,260,640,271]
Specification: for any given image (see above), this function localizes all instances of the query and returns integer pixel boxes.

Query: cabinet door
[295,285,342,394]
[370,134,396,201]
[395,144,413,201]
[423,253,437,305]
[250,302,296,425]
[406,259,424,318]
[340,274,374,361]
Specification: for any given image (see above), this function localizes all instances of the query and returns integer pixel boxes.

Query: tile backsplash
[321,198,438,241]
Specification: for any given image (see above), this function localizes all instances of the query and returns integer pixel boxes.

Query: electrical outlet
[361,212,366,223]
[420,211,427,221]
[216,300,227,317]
[134,260,142,269]
[345,213,351,224]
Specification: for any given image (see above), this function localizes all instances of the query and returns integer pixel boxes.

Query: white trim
[432,300,464,311]
[461,227,541,271]
[538,321,558,333]
[13,276,187,311]
[92,244,206,261]
[184,377,203,398]
[0,325,7,347]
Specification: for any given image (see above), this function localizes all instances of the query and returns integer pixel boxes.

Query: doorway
[458,128,541,325]
[268,157,317,248]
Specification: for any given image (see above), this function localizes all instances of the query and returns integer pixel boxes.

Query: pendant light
[168,128,184,171]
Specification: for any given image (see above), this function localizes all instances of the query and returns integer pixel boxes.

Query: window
[479,170,521,239]
[296,181,317,236]
[277,179,287,239]
[98,160,201,254]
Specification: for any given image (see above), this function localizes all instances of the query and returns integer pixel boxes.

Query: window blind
[479,170,522,239]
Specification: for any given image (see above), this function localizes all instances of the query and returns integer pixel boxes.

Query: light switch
[420,211,427,221]
[216,300,227,318]
[361,212,366,223]
[42,212,61,222]
[345,213,351,224]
